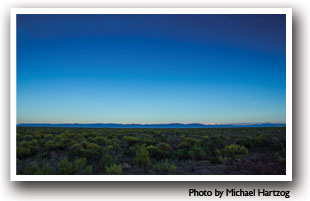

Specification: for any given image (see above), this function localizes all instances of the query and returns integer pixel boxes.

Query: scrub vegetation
[16,127,286,175]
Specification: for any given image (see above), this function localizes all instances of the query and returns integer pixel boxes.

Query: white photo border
[10,8,292,181]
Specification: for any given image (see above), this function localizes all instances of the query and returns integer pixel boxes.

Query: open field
[16,127,286,175]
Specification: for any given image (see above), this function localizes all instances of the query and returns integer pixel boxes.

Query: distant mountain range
[17,123,286,128]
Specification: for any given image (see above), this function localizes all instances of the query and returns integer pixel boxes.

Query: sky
[17,14,286,124]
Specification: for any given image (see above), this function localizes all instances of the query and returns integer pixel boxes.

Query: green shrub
[85,165,93,174]
[24,135,34,141]
[88,131,98,138]
[153,132,168,142]
[168,164,177,174]
[33,132,42,139]
[17,147,31,158]
[146,145,159,157]
[134,145,151,169]
[70,141,101,160]
[58,158,73,174]
[45,140,56,151]
[221,144,248,158]
[17,133,24,141]
[106,164,122,175]
[201,136,209,143]
[21,139,39,150]
[101,152,115,168]
[94,136,108,146]
[128,133,137,137]
[188,144,207,160]
[153,160,170,173]
[99,158,106,169]
[153,160,176,174]
[63,130,74,139]
[54,134,67,150]
[236,136,254,148]
[41,165,54,174]
[141,135,158,145]
[87,137,96,143]
[122,136,140,146]
[156,142,172,157]
[23,163,43,175]
[275,151,285,163]
[85,142,101,160]
[43,134,53,139]
[70,143,86,158]
[73,158,87,174]
[105,143,120,152]
[19,139,39,157]
[218,156,228,164]
[178,138,196,149]
[253,134,268,147]
[210,135,226,150]
[236,134,268,149]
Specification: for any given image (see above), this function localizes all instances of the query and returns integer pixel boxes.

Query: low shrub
[221,144,248,159]
[122,136,140,146]
[101,152,115,167]
[201,135,209,144]
[85,165,93,174]
[94,136,108,146]
[85,142,101,161]
[106,164,122,175]
[134,145,151,169]
[209,135,227,150]
[45,140,56,151]
[41,165,54,174]
[153,160,177,174]
[17,147,31,158]
[105,143,120,152]
[153,159,170,173]
[70,142,101,161]
[236,136,254,148]
[188,144,207,160]
[70,143,86,158]
[23,163,43,175]
[253,134,268,147]
[33,132,42,139]
[73,158,87,174]
[20,139,39,153]
[146,145,159,157]
[218,155,228,164]
[177,138,196,149]
[156,142,172,157]
[24,135,34,141]
[168,164,177,174]
[58,158,73,174]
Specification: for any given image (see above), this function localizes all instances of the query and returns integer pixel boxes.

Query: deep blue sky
[17,14,286,124]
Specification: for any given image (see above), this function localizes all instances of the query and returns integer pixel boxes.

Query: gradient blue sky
[17,14,286,124]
